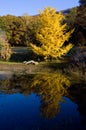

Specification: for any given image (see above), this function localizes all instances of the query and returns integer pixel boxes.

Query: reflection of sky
[0,93,85,130]
[56,97,84,129]
[0,72,11,80]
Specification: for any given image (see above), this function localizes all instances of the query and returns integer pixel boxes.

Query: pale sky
[0,0,79,16]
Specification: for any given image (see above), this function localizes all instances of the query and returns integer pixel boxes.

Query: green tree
[0,15,26,46]
[65,7,77,29]
[30,7,73,60]
[74,4,86,46]
[21,14,39,46]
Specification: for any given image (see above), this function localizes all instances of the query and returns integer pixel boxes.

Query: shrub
[0,29,12,61]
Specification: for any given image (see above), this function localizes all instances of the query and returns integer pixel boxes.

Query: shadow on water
[0,71,86,130]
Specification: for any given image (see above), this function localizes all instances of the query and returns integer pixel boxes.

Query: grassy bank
[0,61,54,74]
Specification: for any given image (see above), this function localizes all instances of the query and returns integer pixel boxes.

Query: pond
[0,72,86,130]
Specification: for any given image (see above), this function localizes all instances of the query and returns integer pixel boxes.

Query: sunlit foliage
[21,14,39,46]
[0,29,12,60]
[31,7,73,60]
[0,15,26,46]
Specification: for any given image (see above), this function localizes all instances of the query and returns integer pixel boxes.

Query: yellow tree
[30,7,73,60]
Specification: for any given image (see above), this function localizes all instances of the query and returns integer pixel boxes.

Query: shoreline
[0,62,52,74]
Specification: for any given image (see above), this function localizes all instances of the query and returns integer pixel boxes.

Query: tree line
[0,0,86,61]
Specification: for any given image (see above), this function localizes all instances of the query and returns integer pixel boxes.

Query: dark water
[0,72,86,130]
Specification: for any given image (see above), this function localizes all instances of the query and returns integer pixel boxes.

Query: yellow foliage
[30,7,74,60]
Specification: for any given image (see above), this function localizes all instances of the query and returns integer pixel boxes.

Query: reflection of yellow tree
[0,72,71,119]
[31,72,71,118]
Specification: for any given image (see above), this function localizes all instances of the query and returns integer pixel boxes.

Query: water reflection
[0,72,70,119]
[31,73,71,118]
[68,83,86,128]
[0,71,86,130]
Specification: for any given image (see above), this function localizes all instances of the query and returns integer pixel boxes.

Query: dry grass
[0,61,52,74]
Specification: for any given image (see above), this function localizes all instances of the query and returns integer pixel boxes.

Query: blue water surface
[0,92,85,130]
